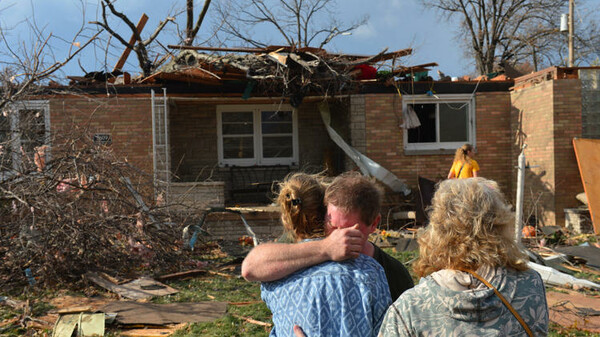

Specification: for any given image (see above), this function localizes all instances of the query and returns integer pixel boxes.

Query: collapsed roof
[68,45,438,105]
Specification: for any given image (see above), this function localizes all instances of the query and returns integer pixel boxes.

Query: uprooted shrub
[0,131,200,291]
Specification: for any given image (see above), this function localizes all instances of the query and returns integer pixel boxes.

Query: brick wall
[511,81,556,225]
[552,79,583,226]
[510,79,583,226]
[203,210,282,241]
[169,182,225,209]
[356,92,514,196]
[298,101,343,174]
[170,101,221,182]
[169,99,340,183]
[49,96,154,174]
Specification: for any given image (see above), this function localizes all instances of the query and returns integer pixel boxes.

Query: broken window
[403,95,475,152]
[217,104,298,166]
[0,101,50,179]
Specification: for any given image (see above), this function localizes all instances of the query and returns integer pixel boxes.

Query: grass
[2,245,599,336]
[159,275,272,337]
[548,323,600,336]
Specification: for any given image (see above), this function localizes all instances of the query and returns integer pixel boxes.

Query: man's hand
[293,325,306,337]
[321,224,365,261]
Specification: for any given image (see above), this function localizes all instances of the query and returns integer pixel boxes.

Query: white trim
[217,104,298,167]
[402,94,476,151]
[1,100,50,178]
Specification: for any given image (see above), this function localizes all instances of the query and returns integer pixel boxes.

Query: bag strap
[456,163,465,178]
[459,268,533,337]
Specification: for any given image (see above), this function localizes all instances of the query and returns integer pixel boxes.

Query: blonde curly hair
[276,172,326,241]
[413,178,528,277]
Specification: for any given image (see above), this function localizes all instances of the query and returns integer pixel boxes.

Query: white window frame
[217,104,299,167]
[402,94,476,152]
[0,100,51,179]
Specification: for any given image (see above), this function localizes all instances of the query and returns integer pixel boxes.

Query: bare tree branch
[213,0,366,49]
[423,0,574,74]
[90,0,174,77]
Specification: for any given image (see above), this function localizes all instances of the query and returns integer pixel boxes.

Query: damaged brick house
[8,44,599,234]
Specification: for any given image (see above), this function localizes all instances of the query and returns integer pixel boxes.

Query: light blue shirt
[261,254,392,337]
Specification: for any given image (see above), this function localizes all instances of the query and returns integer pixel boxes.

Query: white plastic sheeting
[528,261,600,290]
[318,101,411,195]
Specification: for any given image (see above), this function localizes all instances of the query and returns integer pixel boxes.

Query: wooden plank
[156,269,207,281]
[391,62,439,76]
[168,45,270,53]
[573,138,600,234]
[113,14,149,72]
[85,272,178,300]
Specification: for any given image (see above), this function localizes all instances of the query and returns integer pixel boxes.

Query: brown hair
[277,172,326,241]
[324,171,382,225]
[413,178,528,277]
[453,143,474,164]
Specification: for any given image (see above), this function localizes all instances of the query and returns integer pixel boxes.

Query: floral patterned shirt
[378,268,548,336]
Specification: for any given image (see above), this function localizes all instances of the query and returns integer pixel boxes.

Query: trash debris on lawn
[99,301,227,326]
[52,312,104,337]
[528,262,600,290]
[156,268,207,282]
[85,272,178,300]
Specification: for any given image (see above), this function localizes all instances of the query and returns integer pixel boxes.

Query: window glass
[219,106,296,165]
[19,109,46,155]
[261,111,293,134]
[0,113,11,169]
[222,111,253,135]
[439,103,468,142]
[263,136,293,158]
[407,103,436,143]
[222,111,253,123]
[223,136,254,159]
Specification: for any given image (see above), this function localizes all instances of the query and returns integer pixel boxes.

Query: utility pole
[515,144,527,243]
[568,0,575,67]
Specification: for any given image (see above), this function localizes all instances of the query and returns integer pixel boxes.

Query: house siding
[359,92,513,195]
[49,96,154,174]
[170,101,220,182]
[510,79,582,226]
[169,99,340,182]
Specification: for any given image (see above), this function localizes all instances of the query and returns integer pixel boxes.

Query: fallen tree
[0,128,201,291]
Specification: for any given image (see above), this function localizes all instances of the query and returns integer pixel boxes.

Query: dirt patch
[547,289,600,333]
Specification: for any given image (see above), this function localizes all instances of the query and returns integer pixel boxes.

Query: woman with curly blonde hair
[379,178,548,337]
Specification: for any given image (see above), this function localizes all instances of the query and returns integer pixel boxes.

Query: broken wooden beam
[113,14,149,72]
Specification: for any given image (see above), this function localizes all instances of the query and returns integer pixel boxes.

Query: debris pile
[69,45,438,106]
[0,131,198,291]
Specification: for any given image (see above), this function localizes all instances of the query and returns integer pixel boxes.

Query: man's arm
[241,225,364,282]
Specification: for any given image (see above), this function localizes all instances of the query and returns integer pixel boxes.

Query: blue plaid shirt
[261,253,391,337]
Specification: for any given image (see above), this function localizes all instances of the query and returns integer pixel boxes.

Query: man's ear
[368,214,381,234]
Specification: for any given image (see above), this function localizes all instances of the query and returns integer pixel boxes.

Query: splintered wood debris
[68,43,438,102]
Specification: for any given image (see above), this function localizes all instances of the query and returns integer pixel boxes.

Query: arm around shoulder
[241,240,330,282]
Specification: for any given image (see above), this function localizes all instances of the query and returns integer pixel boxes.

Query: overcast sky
[0,1,478,80]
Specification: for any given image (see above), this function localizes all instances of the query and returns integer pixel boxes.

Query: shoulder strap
[457,163,465,178]
[459,268,533,337]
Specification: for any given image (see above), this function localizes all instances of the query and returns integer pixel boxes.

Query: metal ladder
[151,88,170,200]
